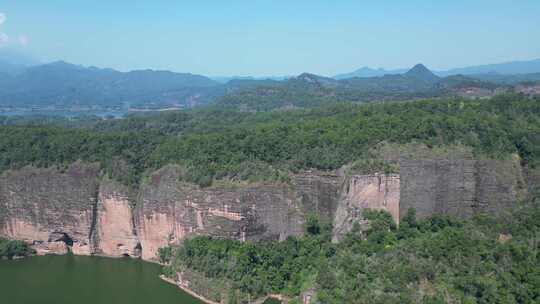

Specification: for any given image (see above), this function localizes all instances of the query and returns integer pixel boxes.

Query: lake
[0,255,202,304]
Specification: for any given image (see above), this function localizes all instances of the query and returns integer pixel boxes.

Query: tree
[157,246,173,264]
[305,214,321,236]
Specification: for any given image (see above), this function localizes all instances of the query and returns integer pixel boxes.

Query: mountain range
[0,57,539,111]
[214,64,511,111]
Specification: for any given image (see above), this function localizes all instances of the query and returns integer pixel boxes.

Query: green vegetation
[164,228,332,302]
[0,94,538,187]
[0,126,161,186]
[158,246,173,265]
[163,200,540,304]
[0,238,34,259]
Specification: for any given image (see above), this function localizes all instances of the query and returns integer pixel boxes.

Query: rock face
[0,155,530,260]
[332,174,400,242]
[94,181,140,257]
[400,156,525,219]
[135,166,310,260]
[33,241,69,256]
[0,163,99,255]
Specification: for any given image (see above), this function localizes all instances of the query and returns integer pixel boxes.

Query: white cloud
[0,32,8,47]
[0,13,7,48]
[18,34,28,47]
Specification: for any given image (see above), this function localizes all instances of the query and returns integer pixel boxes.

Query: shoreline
[159,275,221,304]
[159,275,287,304]
[13,240,284,304]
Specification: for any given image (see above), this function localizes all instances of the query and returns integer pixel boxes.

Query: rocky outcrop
[0,154,530,260]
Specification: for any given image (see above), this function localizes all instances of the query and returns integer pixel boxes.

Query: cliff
[332,173,400,242]
[0,163,99,255]
[0,154,529,261]
[134,166,337,260]
[400,156,525,219]
[93,180,141,257]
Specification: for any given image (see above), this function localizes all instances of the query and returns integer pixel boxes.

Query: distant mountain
[336,58,540,80]
[216,64,498,111]
[216,72,342,111]
[439,58,540,76]
[334,67,407,79]
[1,58,536,112]
[337,64,443,93]
[404,64,440,83]
[0,61,222,108]
[295,73,340,87]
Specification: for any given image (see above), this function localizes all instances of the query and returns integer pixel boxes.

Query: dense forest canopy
[0,94,538,187]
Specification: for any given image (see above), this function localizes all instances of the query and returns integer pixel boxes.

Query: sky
[0,0,539,76]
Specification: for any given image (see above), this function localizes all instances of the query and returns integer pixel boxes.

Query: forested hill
[215,65,517,111]
[0,94,538,187]
[0,61,224,108]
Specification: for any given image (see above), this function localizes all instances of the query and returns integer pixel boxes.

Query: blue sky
[0,0,539,76]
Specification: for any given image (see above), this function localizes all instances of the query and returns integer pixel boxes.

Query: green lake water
[0,255,203,304]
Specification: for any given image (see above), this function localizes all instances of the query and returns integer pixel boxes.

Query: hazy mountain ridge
[440,58,540,76]
[0,59,538,111]
[335,58,540,79]
[0,61,223,108]
[220,62,539,111]
[334,66,408,79]
[215,64,509,111]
